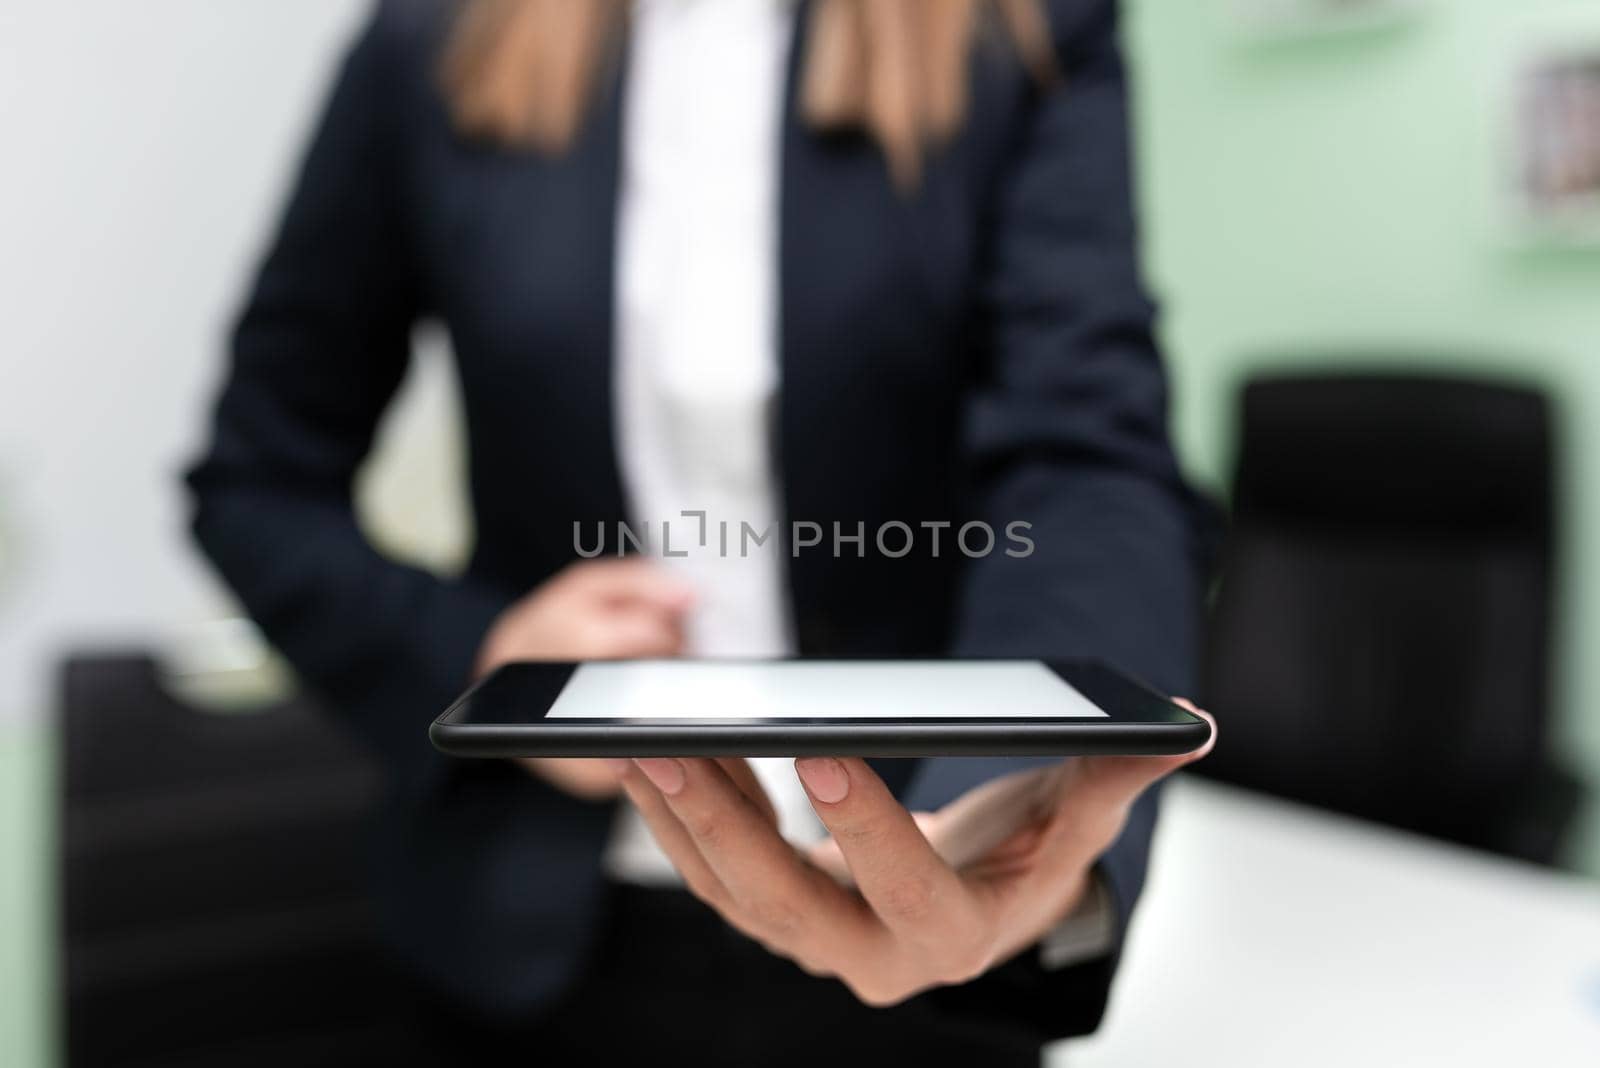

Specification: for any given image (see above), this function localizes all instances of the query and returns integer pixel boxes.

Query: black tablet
[429,659,1209,758]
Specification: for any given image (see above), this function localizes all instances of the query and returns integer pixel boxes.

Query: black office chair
[59,651,427,1066]
[1199,372,1583,864]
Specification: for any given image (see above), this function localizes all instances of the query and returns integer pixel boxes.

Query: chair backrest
[59,652,420,1065]
[1200,372,1572,861]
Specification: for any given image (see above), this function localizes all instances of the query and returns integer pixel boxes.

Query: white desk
[1055,778,1600,1067]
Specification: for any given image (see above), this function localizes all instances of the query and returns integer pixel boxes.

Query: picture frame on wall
[1508,46,1600,244]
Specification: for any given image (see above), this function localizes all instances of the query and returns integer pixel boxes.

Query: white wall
[0,2,388,723]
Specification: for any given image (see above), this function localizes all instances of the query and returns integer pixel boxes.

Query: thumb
[1075,701,1216,807]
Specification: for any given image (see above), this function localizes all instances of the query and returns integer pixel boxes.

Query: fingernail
[634,757,686,795]
[796,757,850,804]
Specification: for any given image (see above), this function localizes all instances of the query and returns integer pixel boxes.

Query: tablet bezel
[428,658,1210,758]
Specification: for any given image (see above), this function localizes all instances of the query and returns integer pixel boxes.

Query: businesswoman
[188,0,1214,1063]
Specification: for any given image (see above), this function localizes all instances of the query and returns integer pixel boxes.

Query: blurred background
[2,0,1598,1065]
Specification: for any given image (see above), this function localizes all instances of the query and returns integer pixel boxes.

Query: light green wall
[0,727,52,1068]
[1124,0,1600,872]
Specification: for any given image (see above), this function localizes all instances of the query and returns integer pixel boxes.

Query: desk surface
[1058,777,1600,1067]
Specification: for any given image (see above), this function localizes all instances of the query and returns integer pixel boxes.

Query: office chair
[1199,372,1583,864]
[59,651,426,1066]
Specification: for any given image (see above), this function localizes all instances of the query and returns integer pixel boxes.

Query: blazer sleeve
[185,6,512,794]
[901,0,1215,1042]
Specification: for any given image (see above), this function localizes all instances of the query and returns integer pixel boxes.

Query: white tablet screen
[544,660,1107,720]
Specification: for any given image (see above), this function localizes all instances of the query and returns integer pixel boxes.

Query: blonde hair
[442,0,1056,187]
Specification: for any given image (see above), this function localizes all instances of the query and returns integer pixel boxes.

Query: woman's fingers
[794,757,991,976]
[519,757,628,800]
[633,757,880,956]
[619,765,734,909]
[622,704,1216,1010]
[621,759,837,968]
[565,556,696,612]
[806,811,941,884]
[476,557,696,675]
[584,610,684,658]
[973,704,1218,938]
[715,757,779,826]
[966,709,1216,952]
[918,765,1059,871]
[1072,703,1216,813]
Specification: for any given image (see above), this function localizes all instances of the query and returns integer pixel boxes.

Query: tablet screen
[544,660,1107,721]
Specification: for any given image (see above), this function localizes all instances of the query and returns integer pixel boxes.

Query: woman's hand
[620,701,1215,1006]
[475,557,695,801]
[475,557,695,674]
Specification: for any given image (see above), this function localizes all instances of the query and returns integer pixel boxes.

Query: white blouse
[608,0,820,882]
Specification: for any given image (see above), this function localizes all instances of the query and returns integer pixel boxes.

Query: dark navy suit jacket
[187,0,1209,1043]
